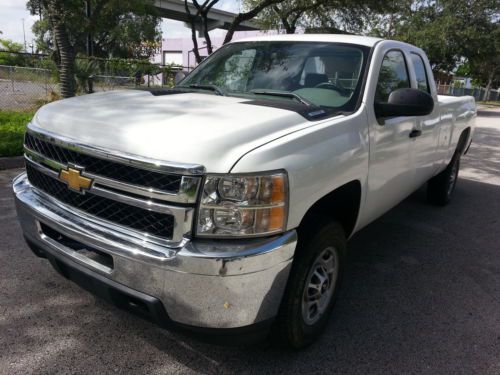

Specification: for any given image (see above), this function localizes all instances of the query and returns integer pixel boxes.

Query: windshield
[178,41,370,112]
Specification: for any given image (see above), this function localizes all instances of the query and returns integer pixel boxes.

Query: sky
[0,0,241,47]
[0,0,38,47]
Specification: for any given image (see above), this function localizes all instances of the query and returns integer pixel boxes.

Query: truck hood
[32,90,315,173]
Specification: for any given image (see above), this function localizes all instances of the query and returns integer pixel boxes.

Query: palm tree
[47,0,76,98]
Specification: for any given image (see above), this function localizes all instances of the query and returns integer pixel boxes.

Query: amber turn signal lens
[268,206,285,232]
[271,175,285,204]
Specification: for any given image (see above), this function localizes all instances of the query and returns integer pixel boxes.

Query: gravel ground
[0,111,499,374]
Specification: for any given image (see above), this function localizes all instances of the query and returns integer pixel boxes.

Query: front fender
[230,106,370,232]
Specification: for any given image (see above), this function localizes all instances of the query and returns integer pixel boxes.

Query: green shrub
[0,110,34,157]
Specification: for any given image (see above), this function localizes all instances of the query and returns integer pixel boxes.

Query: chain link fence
[0,65,59,111]
[0,51,184,111]
[436,83,500,102]
[0,64,184,111]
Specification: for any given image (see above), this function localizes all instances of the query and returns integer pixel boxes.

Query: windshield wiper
[250,89,316,108]
[187,84,225,96]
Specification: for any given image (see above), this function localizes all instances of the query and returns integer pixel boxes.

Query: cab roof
[232,34,383,48]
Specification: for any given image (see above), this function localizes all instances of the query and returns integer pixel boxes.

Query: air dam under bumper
[13,172,297,331]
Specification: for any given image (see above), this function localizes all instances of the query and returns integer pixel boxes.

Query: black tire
[276,217,346,349]
[427,152,460,206]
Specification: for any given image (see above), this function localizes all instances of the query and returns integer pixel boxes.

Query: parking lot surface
[1,110,499,374]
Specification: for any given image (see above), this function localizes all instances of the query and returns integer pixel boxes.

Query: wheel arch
[297,180,362,240]
[458,127,471,155]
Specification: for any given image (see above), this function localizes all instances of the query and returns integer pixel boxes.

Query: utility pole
[22,18,27,52]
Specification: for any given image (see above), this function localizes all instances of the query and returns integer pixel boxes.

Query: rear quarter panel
[436,95,476,170]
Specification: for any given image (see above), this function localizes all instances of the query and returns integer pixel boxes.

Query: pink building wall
[156,30,274,70]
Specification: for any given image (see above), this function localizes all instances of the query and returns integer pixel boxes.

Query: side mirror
[375,88,434,118]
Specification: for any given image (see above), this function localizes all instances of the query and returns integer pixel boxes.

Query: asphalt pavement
[0,110,499,374]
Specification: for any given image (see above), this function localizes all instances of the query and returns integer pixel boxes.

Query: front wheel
[276,217,345,349]
[427,153,460,206]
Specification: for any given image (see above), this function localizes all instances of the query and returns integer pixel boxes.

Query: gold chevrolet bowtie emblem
[59,167,93,192]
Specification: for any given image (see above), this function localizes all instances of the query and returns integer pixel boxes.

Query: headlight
[196,171,288,238]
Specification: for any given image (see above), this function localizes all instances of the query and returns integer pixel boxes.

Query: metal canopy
[154,0,261,32]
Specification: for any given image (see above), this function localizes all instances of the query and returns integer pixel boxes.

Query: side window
[375,50,410,102]
[410,53,430,93]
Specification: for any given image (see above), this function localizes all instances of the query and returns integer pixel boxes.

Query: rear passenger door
[409,52,441,185]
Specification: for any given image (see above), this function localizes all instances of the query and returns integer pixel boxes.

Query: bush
[0,110,34,157]
[0,38,27,66]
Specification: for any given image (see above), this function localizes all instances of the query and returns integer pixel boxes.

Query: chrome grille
[25,132,182,193]
[23,126,203,245]
[26,163,175,239]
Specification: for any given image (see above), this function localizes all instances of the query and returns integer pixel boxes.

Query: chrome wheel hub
[302,246,339,325]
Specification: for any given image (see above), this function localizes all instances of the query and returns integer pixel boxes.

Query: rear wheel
[427,152,460,206]
[276,217,345,349]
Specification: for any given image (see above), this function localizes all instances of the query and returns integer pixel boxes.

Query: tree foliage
[184,0,284,64]
[0,38,28,66]
[26,0,162,98]
[245,0,393,34]
[244,0,498,90]
[27,0,162,59]
[184,0,220,64]
[223,0,285,43]
[375,0,499,89]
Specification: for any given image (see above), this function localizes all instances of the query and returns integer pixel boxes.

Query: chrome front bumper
[13,173,297,329]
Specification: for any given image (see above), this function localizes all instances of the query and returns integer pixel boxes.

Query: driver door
[364,49,418,223]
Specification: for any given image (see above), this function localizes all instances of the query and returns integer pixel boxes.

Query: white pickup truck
[13,35,476,348]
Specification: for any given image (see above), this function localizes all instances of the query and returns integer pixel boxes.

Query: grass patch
[477,101,500,107]
[0,110,34,157]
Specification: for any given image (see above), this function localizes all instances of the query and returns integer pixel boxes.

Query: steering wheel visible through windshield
[178,41,370,113]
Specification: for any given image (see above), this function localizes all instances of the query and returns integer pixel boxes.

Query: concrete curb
[477,109,500,117]
[476,105,500,116]
[0,156,24,170]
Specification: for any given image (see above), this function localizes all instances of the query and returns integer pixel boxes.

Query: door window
[410,53,430,93]
[375,50,410,102]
